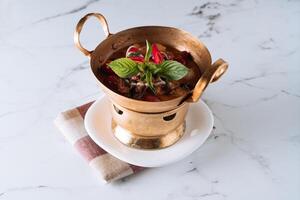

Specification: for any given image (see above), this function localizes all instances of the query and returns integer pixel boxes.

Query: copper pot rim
[89,25,212,106]
[74,13,228,112]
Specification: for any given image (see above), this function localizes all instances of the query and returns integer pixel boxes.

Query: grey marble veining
[0,0,299,199]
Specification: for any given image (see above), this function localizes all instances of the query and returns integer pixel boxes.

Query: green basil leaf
[108,58,139,78]
[153,67,161,75]
[158,60,189,80]
[145,69,155,93]
[144,40,152,62]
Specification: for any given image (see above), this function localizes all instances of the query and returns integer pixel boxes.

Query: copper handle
[188,58,228,103]
[74,13,111,57]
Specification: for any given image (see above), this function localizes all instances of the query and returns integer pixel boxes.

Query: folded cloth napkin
[54,101,144,183]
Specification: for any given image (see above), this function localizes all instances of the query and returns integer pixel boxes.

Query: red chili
[151,44,164,64]
[129,56,144,62]
[127,46,139,54]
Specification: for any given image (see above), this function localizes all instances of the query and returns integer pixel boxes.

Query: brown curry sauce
[97,43,201,102]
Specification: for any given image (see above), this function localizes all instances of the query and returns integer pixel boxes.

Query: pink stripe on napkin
[54,101,145,183]
[74,135,107,162]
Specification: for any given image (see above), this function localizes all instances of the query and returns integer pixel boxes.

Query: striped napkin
[54,101,144,183]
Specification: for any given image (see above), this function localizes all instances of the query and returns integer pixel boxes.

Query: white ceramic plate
[85,96,214,167]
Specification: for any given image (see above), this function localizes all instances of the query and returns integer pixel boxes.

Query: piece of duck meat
[104,75,119,91]
[117,78,130,95]
[174,51,192,65]
[153,77,169,96]
[168,80,180,90]
[130,81,147,99]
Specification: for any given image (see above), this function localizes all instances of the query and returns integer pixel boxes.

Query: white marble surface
[0,0,299,199]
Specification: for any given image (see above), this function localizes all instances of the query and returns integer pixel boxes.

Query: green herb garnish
[145,68,155,93]
[107,40,189,93]
[144,40,152,62]
[108,58,139,78]
[157,60,189,80]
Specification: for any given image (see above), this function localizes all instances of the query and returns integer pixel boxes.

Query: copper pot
[74,13,228,149]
